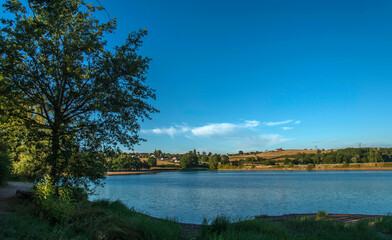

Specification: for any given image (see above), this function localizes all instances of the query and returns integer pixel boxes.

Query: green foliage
[148,156,157,167]
[306,163,315,171]
[221,155,230,165]
[201,216,231,236]
[34,175,75,223]
[200,155,209,163]
[0,141,11,185]
[107,153,150,171]
[180,152,199,169]
[316,211,328,220]
[373,216,392,233]
[282,148,390,166]
[199,216,384,240]
[153,149,163,158]
[0,198,182,240]
[0,0,157,188]
[209,155,219,170]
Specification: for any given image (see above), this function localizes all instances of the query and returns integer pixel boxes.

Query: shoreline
[105,167,392,175]
[105,171,161,176]
[218,167,392,171]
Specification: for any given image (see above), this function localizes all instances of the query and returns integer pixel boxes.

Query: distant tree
[200,155,209,163]
[238,150,244,155]
[284,158,291,165]
[221,155,230,165]
[208,152,212,157]
[209,155,219,170]
[180,153,198,169]
[306,163,315,171]
[148,156,157,167]
[0,0,158,188]
[153,150,163,158]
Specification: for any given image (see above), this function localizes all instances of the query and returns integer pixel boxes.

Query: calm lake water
[89,171,392,224]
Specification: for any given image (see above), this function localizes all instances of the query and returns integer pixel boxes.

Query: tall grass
[198,215,386,240]
[0,198,182,240]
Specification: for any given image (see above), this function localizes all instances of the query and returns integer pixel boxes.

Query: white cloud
[191,123,237,137]
[141,124,189,138]
[244,120,260,128]
[142,120,260,138]
[263,120,293,126]
[282,127,293,130]
[295,120,301,124]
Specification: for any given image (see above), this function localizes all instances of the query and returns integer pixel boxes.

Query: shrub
[374,216,392,233]
[316,211,328,220]
[34,176,75,223]
[306,163,315,171]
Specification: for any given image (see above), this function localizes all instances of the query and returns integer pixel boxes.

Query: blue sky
[98,0,392,153]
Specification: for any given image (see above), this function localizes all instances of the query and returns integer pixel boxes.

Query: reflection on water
[89,171,392,224]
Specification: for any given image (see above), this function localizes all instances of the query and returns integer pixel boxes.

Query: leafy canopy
[0,0,157,187]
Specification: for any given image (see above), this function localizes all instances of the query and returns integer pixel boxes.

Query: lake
[89,171,392,224]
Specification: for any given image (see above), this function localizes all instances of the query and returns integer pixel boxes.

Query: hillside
[229,149,324,161]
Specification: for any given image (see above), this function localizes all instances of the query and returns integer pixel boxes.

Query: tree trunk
[49,127,60,184]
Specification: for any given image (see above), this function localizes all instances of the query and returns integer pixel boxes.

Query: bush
[306,163,315,171]
[316,211,328,220]
[34,176,75,223]
[374,216,392,233]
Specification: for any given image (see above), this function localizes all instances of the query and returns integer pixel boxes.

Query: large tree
[0,0,157,187]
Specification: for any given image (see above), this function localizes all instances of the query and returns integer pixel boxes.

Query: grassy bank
[0,198,182,240]
[2,196,392,239]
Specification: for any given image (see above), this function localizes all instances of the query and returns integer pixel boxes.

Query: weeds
[316,210,328,220]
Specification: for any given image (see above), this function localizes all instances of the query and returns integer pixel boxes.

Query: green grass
[316,210,328,220]
[0,199,182,240]
[199,216,387,240]
[2,198,392,240]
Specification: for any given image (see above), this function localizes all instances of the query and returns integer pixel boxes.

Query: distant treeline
[233,148,391,167]
[105,153,151,171]
[282,148,392,165]
[108,148,392,171]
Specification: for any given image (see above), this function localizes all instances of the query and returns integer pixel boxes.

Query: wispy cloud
[282,127,293,130]
[142,120,260,138]
[141,124,190,138]
[295,120,301,124]
[263,120,293,126]
[191,123,237,137]
[191,120,260,137]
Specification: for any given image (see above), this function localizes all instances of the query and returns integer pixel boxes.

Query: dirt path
[0,182,33,213]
